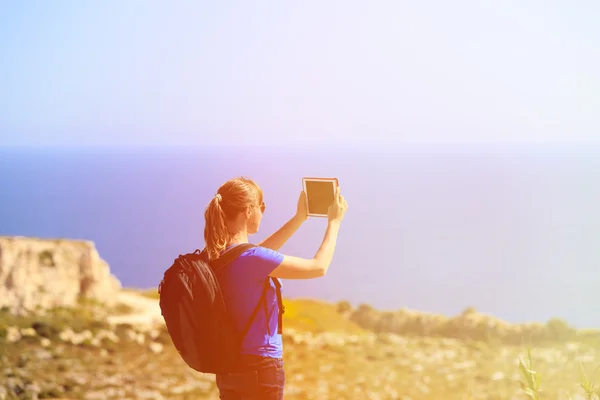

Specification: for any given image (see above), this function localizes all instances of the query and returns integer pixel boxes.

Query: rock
[136,389,165,399]
[59,328,94,345]
[85,391,107,400]
[491,371,505,381]
[20,327,37,337]
[149,342,163,354]
[0,236,121,314]
[319,364,333,372]
[24,383,41,400]
[6,326,21,343]
[96,329,120,343]
[5,377,25,397]
[103,387,126,398]
[38,383,66,399]
[65,373,88,387]
[34,349,53,361]
[123,329,146,344]
[170,382,202,395]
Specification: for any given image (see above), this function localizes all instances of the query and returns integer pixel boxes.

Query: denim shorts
[216,354,285,400]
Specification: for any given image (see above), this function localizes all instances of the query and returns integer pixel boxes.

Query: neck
[228,230,249,246]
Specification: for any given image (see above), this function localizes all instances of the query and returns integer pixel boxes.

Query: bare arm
[269,220,341,279]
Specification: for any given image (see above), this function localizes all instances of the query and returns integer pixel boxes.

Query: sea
[1,143,599,329]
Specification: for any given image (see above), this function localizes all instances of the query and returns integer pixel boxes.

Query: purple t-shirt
[218,245,285,358]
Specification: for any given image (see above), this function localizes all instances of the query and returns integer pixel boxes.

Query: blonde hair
[203,177,263,261]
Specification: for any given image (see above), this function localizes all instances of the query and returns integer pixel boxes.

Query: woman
[204,176,348,400]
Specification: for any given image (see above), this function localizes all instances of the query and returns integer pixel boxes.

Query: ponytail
[203,176,264,261]
[204,195,230,261]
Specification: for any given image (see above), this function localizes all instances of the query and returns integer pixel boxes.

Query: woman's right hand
[327,185,348,223]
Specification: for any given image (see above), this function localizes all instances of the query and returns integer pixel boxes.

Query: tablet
[302,177,339,218]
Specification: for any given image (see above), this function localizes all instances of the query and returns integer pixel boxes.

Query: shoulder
[242,245,284,264]
[233,246,285,277]
[228,245,284,279]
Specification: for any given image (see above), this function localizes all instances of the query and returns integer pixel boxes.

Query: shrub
[336,300,352,314]
[39,250,56,267]
[546,317,576,342]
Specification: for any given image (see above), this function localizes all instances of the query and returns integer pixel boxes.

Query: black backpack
[158,243,285,374]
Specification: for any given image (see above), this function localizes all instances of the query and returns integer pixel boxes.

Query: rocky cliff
[343,302,585,346]
[0,236,121,314]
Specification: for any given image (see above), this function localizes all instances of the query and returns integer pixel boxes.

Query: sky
[1,1,599,147]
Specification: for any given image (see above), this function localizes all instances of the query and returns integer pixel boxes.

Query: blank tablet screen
[305,180,335,215]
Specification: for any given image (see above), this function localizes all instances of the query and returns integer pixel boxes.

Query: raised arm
[269,220,341,279]
[269,186,348,280]
[259,191,308,251]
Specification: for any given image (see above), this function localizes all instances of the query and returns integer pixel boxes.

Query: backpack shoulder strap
[240,278,271,340]
[208,243,256,273]
[271,277,285,334]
